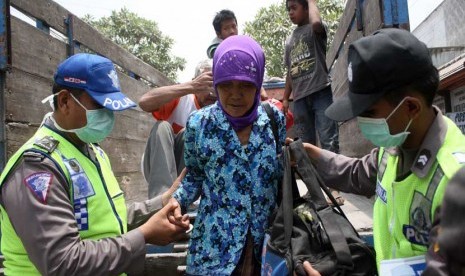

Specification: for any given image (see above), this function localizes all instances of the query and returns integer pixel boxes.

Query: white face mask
[357,98,413,148]
[41,92,115,143]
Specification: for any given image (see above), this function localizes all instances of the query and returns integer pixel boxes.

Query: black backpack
[262,140,377,275]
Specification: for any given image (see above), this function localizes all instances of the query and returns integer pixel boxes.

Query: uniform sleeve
[126,195,163,230]
[173,115,203,210]
[315,147,379,197]
[0,152,146,276]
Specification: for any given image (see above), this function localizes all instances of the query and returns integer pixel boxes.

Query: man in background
[139,60,215,199]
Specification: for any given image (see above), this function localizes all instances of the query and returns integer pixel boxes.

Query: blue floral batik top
[173,102,286,275]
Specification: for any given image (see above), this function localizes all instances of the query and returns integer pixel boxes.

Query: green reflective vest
[0,126,127,275]
[373,116,465,269]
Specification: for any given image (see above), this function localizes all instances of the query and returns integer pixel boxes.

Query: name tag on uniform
[63,158,95,200]
[380,255,425,276]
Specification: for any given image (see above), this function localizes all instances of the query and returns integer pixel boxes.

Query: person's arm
[303,142,379,197]
[308,0,325,34]
[139,71,213,112]
[1,154,187,275]
[260,87,269,101]
[282,74,292,115]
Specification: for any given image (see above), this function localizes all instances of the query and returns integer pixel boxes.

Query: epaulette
[23,151,46,162]
[33,136,59,153]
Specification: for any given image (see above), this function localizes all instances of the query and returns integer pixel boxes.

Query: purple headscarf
[213,35,265,131]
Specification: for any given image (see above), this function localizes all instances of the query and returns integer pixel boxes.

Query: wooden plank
[116,171,148,204]
[326,0,356,69]
[5,123,37,158]
[72,16,174,87]
[118,70,153,106]
[330,25,371,157]
[10,0,69,34]
[10,17,67,80]
[363,0,383,34]
[330,28,364,99]
[144,253,187,276]
[100,136,147,173]
[5,67,54,125]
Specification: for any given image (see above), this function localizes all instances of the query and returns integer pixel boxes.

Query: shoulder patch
[452,152,465,164]
[23,172,53,204]
[34,136,59,153]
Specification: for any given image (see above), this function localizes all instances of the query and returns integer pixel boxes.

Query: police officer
[0,53,189,275]
[298,28,465,275]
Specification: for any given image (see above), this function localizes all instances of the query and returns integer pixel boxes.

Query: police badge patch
[23,172,53,204]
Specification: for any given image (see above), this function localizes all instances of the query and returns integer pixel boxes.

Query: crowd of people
[0,0,463,275]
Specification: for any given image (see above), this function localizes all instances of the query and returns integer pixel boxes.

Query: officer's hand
[302,142,322,162]
[302,261,321,276]
[162,168,187,206]
[139,200,189,245]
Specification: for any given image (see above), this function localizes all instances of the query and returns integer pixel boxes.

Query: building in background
[412,0,465,132]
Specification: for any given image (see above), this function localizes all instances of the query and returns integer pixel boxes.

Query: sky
[51,0,444,83]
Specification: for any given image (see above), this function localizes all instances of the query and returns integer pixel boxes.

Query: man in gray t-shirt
[283,0,342,204]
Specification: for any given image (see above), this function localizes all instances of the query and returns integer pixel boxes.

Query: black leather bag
[262,140,377,276]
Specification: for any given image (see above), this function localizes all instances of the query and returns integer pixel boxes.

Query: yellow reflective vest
[0,126,127,275]
[373,117,465,269]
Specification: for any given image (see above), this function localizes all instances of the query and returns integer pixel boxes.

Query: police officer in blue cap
[0,53,189,275]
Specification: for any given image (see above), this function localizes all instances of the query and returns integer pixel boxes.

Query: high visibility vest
[0,126,127,275]
[373,116,465,269]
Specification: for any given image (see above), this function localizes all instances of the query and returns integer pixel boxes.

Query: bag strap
[262,102,280,153]
[290,140,349,218]
[280,145,294,248]
[289,140,355,270]
[289,140,328,207]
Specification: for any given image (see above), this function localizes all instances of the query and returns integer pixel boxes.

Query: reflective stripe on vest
[0,126,127,275]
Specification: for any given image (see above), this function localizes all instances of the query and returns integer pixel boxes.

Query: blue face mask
[45,92,115,143]
[357,98,412,148]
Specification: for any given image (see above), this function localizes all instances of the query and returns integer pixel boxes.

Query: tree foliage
[244,0,344,78]
[84,8,185,81]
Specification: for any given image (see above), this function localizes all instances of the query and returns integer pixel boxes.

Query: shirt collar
[410,106,447,178]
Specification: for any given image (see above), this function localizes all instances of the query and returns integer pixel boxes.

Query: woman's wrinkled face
[217,80,257,117]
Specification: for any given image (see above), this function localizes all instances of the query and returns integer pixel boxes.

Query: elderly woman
[172,35,286,275]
